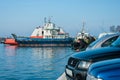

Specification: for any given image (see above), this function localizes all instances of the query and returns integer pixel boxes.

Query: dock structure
[57,72,67,80]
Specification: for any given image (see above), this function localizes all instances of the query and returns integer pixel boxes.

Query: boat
[12,19,74,47]
[71,22,95,51]
[4,38,18,45]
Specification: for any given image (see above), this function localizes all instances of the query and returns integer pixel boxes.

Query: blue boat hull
[15,37,74,47]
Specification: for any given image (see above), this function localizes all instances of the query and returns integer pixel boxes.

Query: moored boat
[71,22,95,51]
[12,19,74,47]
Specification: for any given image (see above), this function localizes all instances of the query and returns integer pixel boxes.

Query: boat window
[42,31,44,35]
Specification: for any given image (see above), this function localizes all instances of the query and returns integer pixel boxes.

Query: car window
[111,36,120,47]
[101,36,119,47]
[87,36,108,48]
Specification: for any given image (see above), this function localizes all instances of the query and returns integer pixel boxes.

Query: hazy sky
[0,0,120,37]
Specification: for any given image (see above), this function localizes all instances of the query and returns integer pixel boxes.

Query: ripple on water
[0,45,73,80]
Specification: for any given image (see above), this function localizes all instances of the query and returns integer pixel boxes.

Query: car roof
[98,32,115,38]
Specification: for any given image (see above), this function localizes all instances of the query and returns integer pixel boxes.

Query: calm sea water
[0,44,74,80]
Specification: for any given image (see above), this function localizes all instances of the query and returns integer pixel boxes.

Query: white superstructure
[30,20,69,39]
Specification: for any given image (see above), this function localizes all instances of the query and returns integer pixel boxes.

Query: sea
[0,44,74,80]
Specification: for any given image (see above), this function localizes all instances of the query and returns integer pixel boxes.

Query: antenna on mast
[81,21,86,33]
[48,16,51,23]
[44,17,47,23]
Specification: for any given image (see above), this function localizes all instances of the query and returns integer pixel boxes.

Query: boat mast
[81,21,85,33]
[81,21,86,39]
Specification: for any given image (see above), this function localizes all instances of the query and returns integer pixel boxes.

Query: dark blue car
[65,36,120,80]
[87,58,120,80]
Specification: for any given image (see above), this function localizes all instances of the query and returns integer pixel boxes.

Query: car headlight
[78,61,91,69]
[86,74,103,80]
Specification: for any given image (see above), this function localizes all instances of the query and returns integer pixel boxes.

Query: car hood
[71,46,120,61]
[89,59,120,80]
[98,69,120,80]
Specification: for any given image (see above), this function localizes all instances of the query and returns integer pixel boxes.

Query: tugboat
[71,22,95,51]
[12,19,74,47]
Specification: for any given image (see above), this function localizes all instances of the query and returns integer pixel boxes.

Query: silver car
[86,33,120,50]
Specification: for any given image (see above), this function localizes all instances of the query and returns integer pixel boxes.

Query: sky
[0,0,120,37]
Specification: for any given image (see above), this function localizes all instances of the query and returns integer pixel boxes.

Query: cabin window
[42,31,44,35]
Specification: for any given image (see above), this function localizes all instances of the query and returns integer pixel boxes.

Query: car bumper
[65,66,87,80]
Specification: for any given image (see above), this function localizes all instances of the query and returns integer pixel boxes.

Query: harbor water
[0,44,74,80]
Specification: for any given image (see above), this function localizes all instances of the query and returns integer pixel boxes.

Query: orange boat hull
[4,38,18,45]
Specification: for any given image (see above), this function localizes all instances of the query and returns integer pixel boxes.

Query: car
[65,36,120,80]
[86,33,120,50]
[86,58,120,80]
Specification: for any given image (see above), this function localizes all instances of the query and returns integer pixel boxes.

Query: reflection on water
[0,44,74,80]
[32,47,69,59]
[5,45,17,56]
[32,47,55,59]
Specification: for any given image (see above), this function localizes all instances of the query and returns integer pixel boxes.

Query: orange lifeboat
[4,38,18,45]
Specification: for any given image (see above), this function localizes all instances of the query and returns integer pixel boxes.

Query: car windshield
[111,37,120,47]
